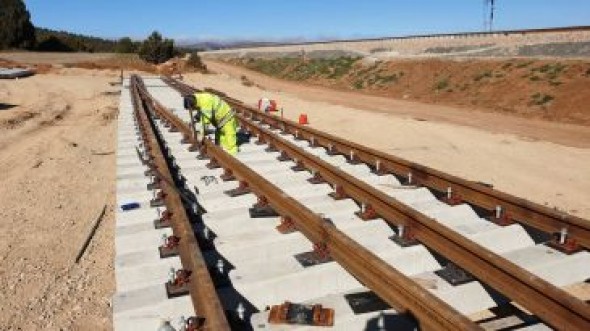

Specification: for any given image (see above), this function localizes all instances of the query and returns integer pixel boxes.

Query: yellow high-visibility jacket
[194,92,239,155]
[195,92,233,127]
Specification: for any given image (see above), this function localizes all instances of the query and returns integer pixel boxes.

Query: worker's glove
[193,110,201,123]
[183,95,196,110]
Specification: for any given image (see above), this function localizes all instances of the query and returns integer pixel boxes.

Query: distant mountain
[181,38,313,51]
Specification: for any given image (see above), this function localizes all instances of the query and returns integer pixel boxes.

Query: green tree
[0,0,36,49]
[115,37,136,53]
[138,31,175,64]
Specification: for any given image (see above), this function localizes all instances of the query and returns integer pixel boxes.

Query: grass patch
[434,77,450,90]
[352,80,364,89]
[516,60,534,68]
[474,70,492,82]
[531,92,554,105]
[501,62,513,70]
[529,75,541,82]
[531,63,567,81]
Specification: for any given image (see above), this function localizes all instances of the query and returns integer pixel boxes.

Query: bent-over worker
[183,92,239,155]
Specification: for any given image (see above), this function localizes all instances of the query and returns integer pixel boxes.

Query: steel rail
[130,76,231,330]
[162,76,590,251]
[235,110,590,330]
[162,77,590,330]
[137,76,482,331]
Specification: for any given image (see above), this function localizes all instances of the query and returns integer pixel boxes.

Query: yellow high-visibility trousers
[218,117,239,155]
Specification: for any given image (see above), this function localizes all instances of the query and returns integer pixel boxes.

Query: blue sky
[24,1,590,42]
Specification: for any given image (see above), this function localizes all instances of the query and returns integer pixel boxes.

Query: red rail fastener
[355,203,378,221]
[165,268,191,298]
[154,209,173,229]
[206,158,221,169]
[547,229,583,255]
[159,235,180,258]
[220,169,236,182]
[442,187,463,206]
[307,170,325,184]
[276,216,297,234]
[268,301,334,327]
[328,184,348,200]
[225,181,251,197]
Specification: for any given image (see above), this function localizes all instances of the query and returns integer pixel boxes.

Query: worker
[258,97,277,113]
[183,92,239,155]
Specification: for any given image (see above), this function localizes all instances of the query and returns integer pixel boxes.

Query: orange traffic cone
[298,113,309,125]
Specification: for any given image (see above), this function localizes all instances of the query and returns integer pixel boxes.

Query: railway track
[205,25,590,51]
[113,75,590,330]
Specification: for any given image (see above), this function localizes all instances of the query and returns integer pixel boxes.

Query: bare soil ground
[0,52,115,65]
[0,68,119,330]
[208,60,590,148]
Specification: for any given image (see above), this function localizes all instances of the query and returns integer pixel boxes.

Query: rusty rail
[162,76,590,330]
[162,76,590,251]
[130,76,231,330]
[137,76,482,330]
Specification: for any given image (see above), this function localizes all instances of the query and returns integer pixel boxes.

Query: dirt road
[0,69,118,330]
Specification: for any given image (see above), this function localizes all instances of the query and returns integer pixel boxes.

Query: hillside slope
[226,57,590,125]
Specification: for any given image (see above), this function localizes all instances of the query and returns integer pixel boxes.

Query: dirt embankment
[0,68,119,330]
[225,57,590,125]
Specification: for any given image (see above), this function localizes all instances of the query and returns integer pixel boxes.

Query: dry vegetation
[228,57,590,125]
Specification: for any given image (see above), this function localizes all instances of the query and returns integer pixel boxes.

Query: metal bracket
[347,151,361,165]
[180,316,205,331]
[435,262,474,286]
[180,134,191,144]
[205,158,221,169]
[277,151,291,162]
[295,243,333,267]
[389,225,419,247]
[264,144,278,153]
[486,213,515,226]
[546,232,583,255]
[291,161,306,172]
[154,210,173,229]
[146,177,161,190]
[249,197,279,218]
[276,217,297,234]
[165,269,191,298]
[159,235,180,258]
[441,194,463,206]
[255,135,266,145]
[150,190,166,207]
[268,301,334,327]
[328,185,348,200]
[220,169,235,182]
[307,171,325,184]
[225,181,251,197]
[355,204,378,221]
[187,143,200,152]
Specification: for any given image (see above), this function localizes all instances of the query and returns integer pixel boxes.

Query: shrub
[435,78,449,90]
[474,71,492,82]
[186,52,207,72]
[531,93,554,105]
